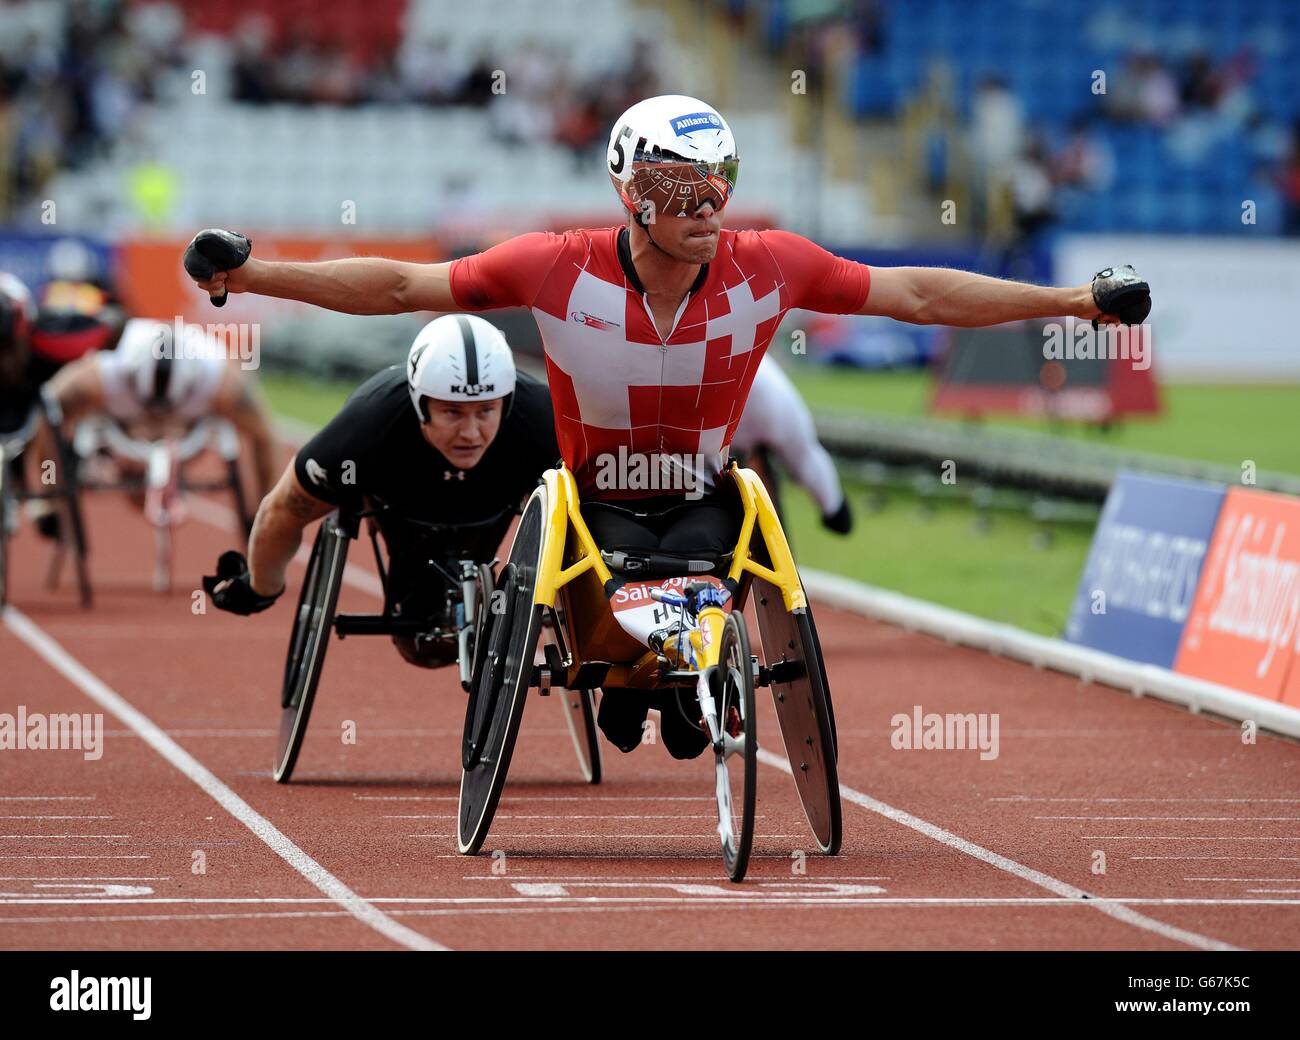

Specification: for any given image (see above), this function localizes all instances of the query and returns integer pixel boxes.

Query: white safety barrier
[802,567,1300,740]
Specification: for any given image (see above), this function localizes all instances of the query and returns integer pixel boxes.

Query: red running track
[2,488,1299,950]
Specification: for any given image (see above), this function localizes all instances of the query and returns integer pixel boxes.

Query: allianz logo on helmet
[671,111,722,136]
[448,382,496,396]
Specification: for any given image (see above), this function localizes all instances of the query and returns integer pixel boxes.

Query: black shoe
[657,687,711,760]
[597,689,651,753]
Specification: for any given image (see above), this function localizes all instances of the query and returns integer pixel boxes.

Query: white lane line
[1036,816,1300,822]
[0,835,129,840]
[0,877,170,882]
[11,895,1300,929]
[0,796,95,801]
[0,855,150,860]
[1084,836,1300,841]
[1186,878,1300,882]
[993,797,1300,803]
[432,853,797,859]
[756,749,1239,952]
[357,795,712,802]
[1133,856,1300,861]
[384,814,728,820]
[2,895,1299,908]
[407,833,803,840]
[461,875,895,881]
[187,497,383,598]
[2,605,445,952]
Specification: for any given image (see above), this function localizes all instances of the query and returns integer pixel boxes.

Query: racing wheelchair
[277,499,602,785]
[458,461,840,883]
[70,415,254,593]
[0,393,91,609]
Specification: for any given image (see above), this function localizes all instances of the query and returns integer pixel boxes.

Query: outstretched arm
[860,267,1098,326]
[247,463,333,596]
[44,355,105,425]
[195,255,457,315]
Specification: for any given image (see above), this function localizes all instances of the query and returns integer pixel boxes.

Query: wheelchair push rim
[274,518,348,783]
[752,580,842,855]
[457,487,546,855]
[710,610,757,882]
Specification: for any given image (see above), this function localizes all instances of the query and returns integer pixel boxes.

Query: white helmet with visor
[607,95,739,223]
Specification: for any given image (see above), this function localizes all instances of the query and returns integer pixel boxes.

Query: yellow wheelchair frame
[457,461,841,882]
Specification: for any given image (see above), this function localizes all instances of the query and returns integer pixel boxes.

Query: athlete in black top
[294,365,557,664]
[205,319,560,670]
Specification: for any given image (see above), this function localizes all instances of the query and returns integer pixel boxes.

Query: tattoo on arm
[284,481,330,521]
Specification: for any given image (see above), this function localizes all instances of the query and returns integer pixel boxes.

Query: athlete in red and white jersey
[732,354,851,533]
[446,219,867,500]
[183,93,1149,759]
[183,95,1145,508]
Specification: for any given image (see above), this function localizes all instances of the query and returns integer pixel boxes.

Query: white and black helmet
[406,314,517,422]
[117,318,206,413]
[607,95,739,221]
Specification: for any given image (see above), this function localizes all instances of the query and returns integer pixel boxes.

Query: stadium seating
[838,0,1297,235]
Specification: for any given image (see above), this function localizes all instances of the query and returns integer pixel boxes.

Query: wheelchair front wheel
[560,688,602,785]
[713,611,757,883]
[274,517,349,783]
[457,486,546,854]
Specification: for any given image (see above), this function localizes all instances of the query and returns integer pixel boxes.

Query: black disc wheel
[752,580,841,855]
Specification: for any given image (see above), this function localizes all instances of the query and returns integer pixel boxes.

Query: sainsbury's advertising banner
[1175,488,1300,701]
[1065,472,1225,668]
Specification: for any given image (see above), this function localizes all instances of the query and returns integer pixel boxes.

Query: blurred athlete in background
[732,353,852,535]
[45,317,279,503]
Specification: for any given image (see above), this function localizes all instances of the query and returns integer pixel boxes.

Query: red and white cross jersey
[450,226,870,500]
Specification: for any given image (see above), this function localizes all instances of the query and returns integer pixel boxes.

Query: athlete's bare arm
[861,267,1101,326]
[247,463,333,596]
[44,355,106,425]
[193,256,458,315]
[211,372,279,499]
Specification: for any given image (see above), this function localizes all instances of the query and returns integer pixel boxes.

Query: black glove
[1091,264,1151,327]
[202,550,282,616]
[35,510,62,541]
[183,229,252,308]
[822,498,854,535]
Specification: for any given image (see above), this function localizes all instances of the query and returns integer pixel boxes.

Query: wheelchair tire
[0,481,9,610]
[561,688,602,785]
[228,458,254,542]
[716,611,757,882]
[752,578,841,855]
[458,486,546,854]
[274,517,349,783]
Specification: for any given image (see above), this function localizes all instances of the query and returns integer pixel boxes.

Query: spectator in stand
[1280,122,1300,236]
[1106,51,1180,127]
